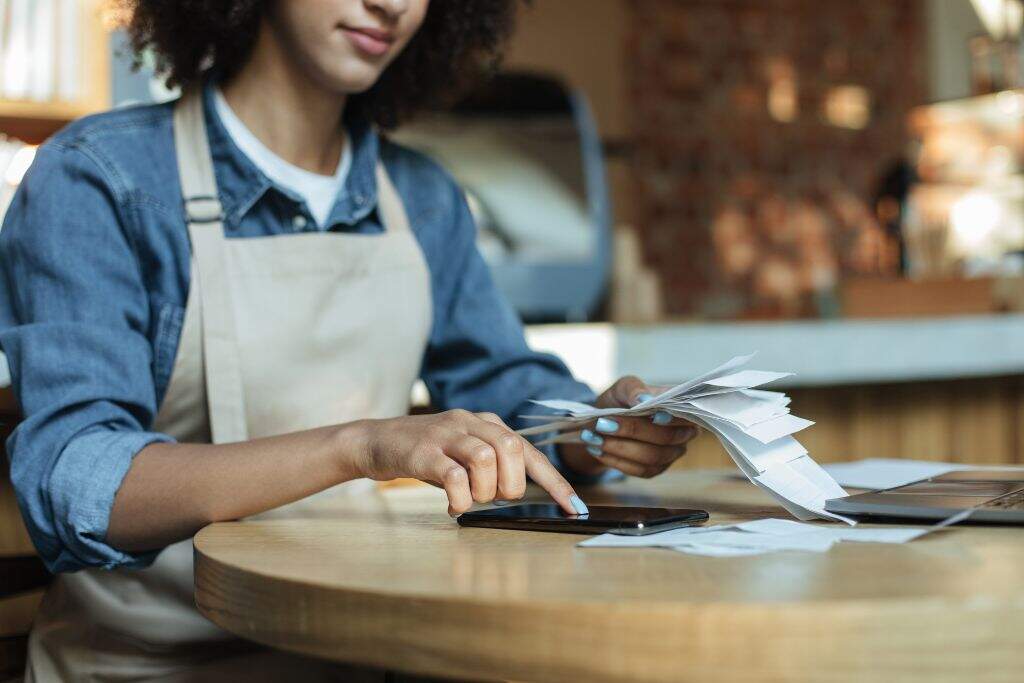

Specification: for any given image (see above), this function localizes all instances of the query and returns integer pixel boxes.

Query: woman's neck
[220,23,347,176]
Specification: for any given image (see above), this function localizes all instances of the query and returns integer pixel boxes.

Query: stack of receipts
[579,514,970,557]
[517,353,853,524]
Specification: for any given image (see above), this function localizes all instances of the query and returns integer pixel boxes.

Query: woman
[0,0,698,679]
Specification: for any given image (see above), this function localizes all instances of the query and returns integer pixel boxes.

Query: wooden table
[193,471,1024,683]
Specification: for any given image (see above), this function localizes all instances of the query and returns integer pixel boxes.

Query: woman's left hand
[558,376,700,478]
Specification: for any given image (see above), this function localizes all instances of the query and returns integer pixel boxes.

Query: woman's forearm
[106,408,590,555]
[106,421,370,552]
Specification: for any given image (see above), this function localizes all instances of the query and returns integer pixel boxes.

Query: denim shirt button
[291,214,308,231]
[354,194,366,206]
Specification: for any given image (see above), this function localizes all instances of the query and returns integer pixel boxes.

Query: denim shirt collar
[200,82,381,230]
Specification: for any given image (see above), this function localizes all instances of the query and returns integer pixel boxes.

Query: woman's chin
[316,61,388,95]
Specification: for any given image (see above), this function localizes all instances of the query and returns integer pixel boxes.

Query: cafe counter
[525,313,1024,468]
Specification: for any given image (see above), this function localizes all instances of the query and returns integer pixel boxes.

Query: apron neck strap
[173,88,249,444]
[173,88,225,226]
[374,162,412,234]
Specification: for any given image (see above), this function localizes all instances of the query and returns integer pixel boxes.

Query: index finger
[522,442,589,516]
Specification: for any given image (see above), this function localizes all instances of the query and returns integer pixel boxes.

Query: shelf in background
[0,105,100,144]
[0,99,97,121]
[0,101,99,144]
[0,0,111,144]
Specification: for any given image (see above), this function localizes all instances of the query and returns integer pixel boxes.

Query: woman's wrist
[330,419,377,482]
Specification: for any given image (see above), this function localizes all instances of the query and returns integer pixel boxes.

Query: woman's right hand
[351,410,587,517]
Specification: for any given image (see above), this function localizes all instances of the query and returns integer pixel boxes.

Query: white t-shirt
[213,88,352,229]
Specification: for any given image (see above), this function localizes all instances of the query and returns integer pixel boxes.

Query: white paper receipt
[578,516,958,557]
[518,352,852,524]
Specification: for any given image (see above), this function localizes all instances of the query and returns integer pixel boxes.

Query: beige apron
[25,90,433,682]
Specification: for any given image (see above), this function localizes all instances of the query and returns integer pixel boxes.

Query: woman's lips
[341,26,394,57]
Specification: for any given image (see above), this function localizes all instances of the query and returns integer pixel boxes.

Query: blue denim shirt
[0,85,601,573]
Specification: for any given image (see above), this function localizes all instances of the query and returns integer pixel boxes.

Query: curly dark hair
[116,1,523,129]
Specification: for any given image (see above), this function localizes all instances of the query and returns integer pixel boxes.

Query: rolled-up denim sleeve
[417,174,621,485]
[0,141,173,572]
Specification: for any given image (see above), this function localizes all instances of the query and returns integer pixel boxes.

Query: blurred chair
[395,72,613,322]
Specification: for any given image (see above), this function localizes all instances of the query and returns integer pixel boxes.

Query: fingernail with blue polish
[635,392,654,405]
[587,445,603,457]
[569,494,590,515]
[653,410,673,426]
[595,417,620,434]
[580,429,604,446]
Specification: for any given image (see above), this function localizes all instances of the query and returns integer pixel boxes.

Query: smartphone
[457,503,709,536]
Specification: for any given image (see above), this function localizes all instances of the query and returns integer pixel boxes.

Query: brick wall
[628,0,925,317]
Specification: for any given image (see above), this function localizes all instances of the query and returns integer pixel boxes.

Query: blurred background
[0,2,1022,475]
[0,0,1022,457]
[1,3,1024,667]
[3,1,1024,323]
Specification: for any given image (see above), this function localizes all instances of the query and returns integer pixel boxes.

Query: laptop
[825,469,1024,523]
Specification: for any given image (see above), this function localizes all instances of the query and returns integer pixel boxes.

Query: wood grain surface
[194,471,1024,683]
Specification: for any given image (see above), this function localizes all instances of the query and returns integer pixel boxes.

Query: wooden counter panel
[674,375,1024,470]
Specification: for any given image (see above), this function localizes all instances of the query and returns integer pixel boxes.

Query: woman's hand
[353,410,587,517]
[559,376,700,478]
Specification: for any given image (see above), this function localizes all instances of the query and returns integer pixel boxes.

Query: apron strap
[374,162,412,234]
[173,89,249,444]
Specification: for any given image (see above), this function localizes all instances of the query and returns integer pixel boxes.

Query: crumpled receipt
[518,353,852,524]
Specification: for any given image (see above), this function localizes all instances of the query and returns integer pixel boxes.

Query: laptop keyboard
[980,489,1024,510]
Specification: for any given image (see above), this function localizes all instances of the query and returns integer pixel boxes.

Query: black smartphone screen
[457,504,709,536]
